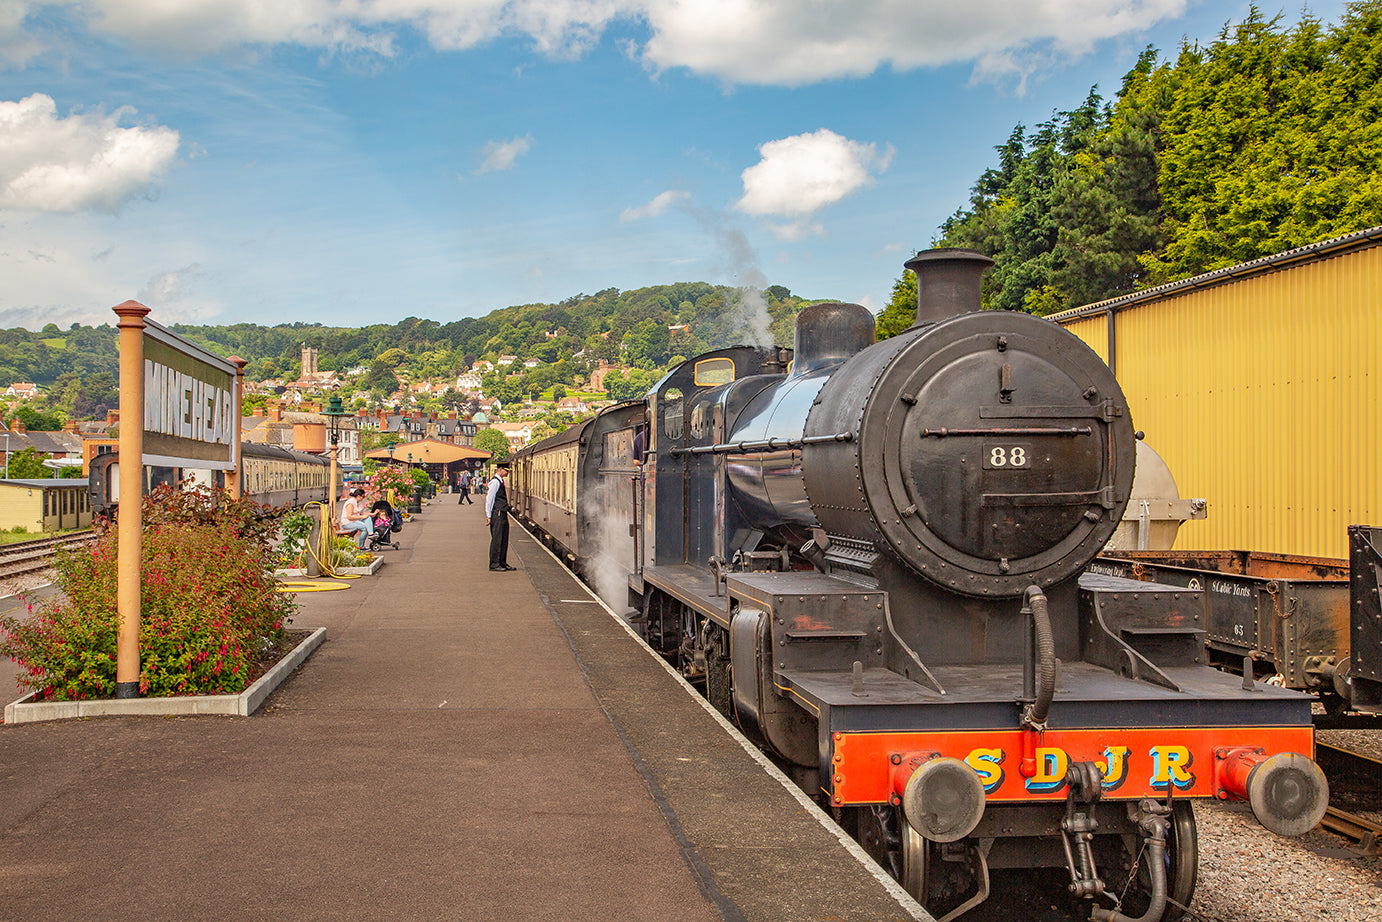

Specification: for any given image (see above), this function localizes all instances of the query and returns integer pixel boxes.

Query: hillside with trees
[0,282,816,421]
[878,1,1382,333]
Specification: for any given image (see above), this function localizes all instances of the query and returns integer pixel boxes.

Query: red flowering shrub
[0,485,297,700]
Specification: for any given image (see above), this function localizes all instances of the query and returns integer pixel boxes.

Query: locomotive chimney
[904,248,994,328]
[792,302,876,376]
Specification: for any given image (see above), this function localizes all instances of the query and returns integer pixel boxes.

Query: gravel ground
[0,568,54,603]
[1191,799,1382,922]
[1320,726,1382,760]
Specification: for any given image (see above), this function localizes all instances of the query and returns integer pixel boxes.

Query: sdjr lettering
[964,744,1187,794]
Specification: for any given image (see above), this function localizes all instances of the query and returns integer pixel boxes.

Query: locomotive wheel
[858,805,933,906]
[1113,801,1198,922]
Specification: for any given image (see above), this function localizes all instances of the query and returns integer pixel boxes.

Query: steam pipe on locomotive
[630,248,1328,919]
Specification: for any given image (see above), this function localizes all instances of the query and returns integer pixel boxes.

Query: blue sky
[0,1,1353,331]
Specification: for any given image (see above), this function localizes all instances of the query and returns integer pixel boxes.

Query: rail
[0,531,97,581]
[1315,741,1382,856]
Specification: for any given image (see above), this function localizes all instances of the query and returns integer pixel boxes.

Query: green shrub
[277,509,315,569]
[0,484,296,700]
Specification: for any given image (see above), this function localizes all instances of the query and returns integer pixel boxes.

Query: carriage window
[693,358,735,387]
[662,388,684,440]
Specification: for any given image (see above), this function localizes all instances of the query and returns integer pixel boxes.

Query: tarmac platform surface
[0,497,928,921]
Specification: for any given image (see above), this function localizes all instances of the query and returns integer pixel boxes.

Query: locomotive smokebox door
[844,311,1135,598]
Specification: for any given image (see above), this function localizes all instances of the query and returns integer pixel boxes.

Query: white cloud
[476,134,533,173]
[0,94,180,213]
[136,263,223,322]
[0,1,44,68]
[637,0,1189,86]
[620,189,689,222]
[14,1,1189,87]
[735,129,892,237]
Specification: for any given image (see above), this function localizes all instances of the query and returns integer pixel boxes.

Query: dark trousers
[489,511,509,568]
[458,486,472,504]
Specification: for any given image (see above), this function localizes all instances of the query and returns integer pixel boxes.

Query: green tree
[473,427,511,462]
[1146,4,1382,280]
[13,406,62,431]
[362,359,399,394]
[6,448,54,479]
[875,270,918,339]
[603,368,657,402]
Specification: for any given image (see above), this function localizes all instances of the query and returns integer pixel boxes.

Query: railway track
[0,531,97,581]
[1316,741,1382,855]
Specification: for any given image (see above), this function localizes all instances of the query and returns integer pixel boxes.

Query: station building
[1050,225,1382,559]
[0,478,92,533]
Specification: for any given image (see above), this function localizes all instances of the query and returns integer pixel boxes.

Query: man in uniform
[484,462,515,571]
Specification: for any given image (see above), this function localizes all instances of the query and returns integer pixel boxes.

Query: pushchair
[367,501,402,551]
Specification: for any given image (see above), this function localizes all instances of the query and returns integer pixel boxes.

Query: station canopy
[364,438,490,466]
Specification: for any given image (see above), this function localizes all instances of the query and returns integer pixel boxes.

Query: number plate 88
[982,443,1032,469]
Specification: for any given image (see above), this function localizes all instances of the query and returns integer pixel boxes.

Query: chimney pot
[904,248,994,328]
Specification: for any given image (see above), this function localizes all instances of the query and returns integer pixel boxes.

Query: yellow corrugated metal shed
[1049,226,1382,559]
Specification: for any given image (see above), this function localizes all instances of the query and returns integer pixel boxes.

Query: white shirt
[340,495,369,526]
[485,476,503,518]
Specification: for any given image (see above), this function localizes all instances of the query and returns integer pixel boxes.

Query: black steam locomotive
[510,249,1327,921]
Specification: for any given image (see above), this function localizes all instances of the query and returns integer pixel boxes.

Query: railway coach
[88,442,332,522]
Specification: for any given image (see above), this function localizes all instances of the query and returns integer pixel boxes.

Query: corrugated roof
[1048,224,1382,322]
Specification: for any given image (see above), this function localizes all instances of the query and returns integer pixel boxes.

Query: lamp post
[3,432,8,479]
[322,395,350,525]
[406,451,421,513]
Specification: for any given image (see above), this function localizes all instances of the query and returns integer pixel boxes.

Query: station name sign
[141,319,239,470]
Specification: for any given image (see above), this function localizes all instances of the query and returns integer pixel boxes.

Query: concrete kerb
[3,626,326,725]
[275,554,384,579]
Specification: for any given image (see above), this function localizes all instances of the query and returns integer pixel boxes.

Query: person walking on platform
[485,462,515,571]
[457,469,473,504]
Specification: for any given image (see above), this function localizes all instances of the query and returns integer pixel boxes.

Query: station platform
[0,498,928,921]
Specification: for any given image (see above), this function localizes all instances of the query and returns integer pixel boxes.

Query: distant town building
[491,422,533,450]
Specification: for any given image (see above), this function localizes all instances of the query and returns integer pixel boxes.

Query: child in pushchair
[367,498,402,551]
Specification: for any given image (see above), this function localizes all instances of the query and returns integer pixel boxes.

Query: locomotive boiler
[514,249,1329,922]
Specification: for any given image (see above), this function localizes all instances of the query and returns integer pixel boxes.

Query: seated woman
[338,487,374,549]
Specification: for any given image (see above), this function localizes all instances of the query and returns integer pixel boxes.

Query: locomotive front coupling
[888,752,987,843]
[1214,747,1329,836]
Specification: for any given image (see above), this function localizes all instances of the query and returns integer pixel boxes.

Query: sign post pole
[113,300,150,698]
[225,357,247,499]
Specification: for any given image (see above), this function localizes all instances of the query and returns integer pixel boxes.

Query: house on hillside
[6,383,39,399]
[491,422,533,451]
[497,355,517,367]
[555,396,588,414]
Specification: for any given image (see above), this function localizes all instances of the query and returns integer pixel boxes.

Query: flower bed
[4,627,324,723]
[0,484,297,702]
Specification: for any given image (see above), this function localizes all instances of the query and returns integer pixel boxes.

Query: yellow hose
[278,579,352,592]
[281,501,369,584]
